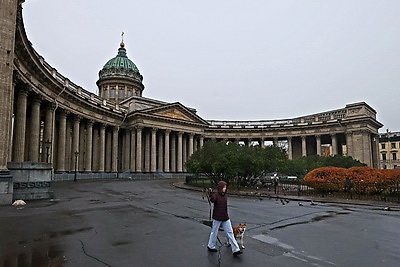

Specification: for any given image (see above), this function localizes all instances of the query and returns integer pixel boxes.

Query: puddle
[112,241,131,246]
[0,244,65,267]
[269,211,349,231]
[16,227,93,245]
[202,220,212,228]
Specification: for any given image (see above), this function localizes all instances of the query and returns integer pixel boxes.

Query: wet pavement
[1,179,400,266]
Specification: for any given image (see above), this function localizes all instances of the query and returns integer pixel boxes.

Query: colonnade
[208,131,379,168]
[11,88,205,173]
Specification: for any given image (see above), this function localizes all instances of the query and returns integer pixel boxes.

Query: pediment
[154,108,195,122]
[135,102,209,125]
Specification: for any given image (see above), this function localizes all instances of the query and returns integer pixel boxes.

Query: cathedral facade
[0,1,382,204]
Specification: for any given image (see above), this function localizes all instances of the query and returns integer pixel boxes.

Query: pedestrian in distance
[207,181,242,256]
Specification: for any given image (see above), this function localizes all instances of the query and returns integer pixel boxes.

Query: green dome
[101,43,140,73]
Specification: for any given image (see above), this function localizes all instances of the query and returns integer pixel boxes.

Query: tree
[185,141,287,188]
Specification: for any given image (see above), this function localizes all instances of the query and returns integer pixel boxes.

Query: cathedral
[0,1,382,204]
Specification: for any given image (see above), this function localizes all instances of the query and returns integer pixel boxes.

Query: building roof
[98,42,140,79]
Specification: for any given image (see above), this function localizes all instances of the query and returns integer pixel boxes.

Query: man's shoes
[233,250,243,256]
[207,246,218,252]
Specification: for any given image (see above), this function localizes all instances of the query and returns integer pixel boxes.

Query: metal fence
[186,176,400,203]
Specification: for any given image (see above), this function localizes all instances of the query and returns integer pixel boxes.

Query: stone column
[331,134,338,155]
[151,128,157,172]
[112,126,118,172]
[287,137,293,160]
[188,133,194,158]
[145,131,151,172]
[194,136,198,152]
[157,133,163,172]
[373,134,380,169]
[65,120,72,170]
[177,132,183,172]
[301,136,307,157]
[41,103,54,162]
[135,127,143,172]
[171,133,176,172]
[130,128,136,171]
[105,129,112,171]
[182,135,187,171]
[124,129,130,171]
[362,131,372,166]
[71,116,81,171]
[0,0,18,184]
[345,132,353,157]
[28,96,41,162]
[85,120,93,171]
[78,122,85,170]
[247,139,252,147]
[316,135,322,156]
[98,124,106,171]
[57,110,67,171]
[273,138,278,147]
[12,89,28,162]
[164,130,170,172]
[200,135,204,149]
[260,138,265,148]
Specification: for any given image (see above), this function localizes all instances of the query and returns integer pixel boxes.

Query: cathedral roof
[98,42,140,79]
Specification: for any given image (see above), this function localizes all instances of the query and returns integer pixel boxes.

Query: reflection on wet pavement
[0,227,92,267]
[0,244,64,267]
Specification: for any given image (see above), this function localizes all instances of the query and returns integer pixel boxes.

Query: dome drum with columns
[0,2,383,204]
[97,41,144,102]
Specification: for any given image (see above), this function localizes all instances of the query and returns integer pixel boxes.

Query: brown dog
[232,223,246,249]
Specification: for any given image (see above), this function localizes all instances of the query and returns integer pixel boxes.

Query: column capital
[73,115,82,122]
[59,109,69,117]
[31,94,43,104]
[86,120,94,127]
[165,129,171,134]
[17,87,30,97]
[45,102,56,111]
[151,127,158,133]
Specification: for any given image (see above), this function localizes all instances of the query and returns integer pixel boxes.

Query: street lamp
[44,140,51,163]
[74,151,79,182]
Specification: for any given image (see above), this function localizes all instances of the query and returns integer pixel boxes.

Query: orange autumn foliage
[304,166,400,193]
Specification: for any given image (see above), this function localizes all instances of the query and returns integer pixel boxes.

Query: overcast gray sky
[22,0,400,132]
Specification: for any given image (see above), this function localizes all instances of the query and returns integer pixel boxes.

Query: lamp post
[74,151,79,182]
[44,140,51,163]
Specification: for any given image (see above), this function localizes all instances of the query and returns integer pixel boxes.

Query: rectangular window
[392,153,397,160]
[382,153,387,161]
[110,89,116,98]
[391,143,396,149]
[119,89,124,98]
[381,144,386,149]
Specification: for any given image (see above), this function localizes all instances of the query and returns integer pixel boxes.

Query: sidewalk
[173,181,400,210]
